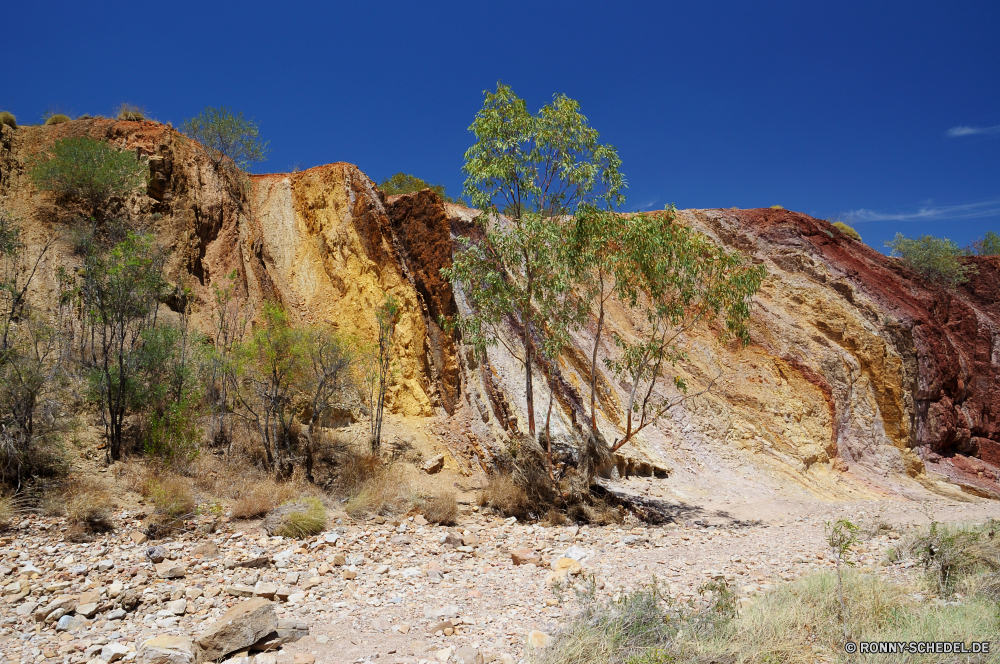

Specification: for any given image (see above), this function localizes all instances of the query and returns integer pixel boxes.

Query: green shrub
[832,221,862,242]
[30,136,147,219]
[44,114,71,125]
[0,111,16,129]
[116,103,146,122]
[885,233,976,287]
[378,172,454,202]
[276,497,327,538]
[969,230,1000,256]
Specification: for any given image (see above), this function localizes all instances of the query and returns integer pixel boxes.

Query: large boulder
[139,636,196,664]
[197,598,277,661]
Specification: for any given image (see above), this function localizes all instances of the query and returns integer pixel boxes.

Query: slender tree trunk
[524,264,536,437]
[590,273,606,432]
[544,389,555,480]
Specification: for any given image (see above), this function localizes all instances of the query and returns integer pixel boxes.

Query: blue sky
[4,1,998,252]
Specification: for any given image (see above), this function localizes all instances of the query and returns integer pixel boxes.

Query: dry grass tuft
[143,475,196,518]
[230,477,304,519]
[275,498,327,538]
[422,491,458,526]
[44,114,71,125]
[478,471,530,518]
[116,103,146,122]
[0,495,17,530]
[339,455,413,518]
[63,479,115,533]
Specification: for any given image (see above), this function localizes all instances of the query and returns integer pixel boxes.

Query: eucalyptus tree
[80,232,169,461]
[445,83,624,439]
[605,210,766,452]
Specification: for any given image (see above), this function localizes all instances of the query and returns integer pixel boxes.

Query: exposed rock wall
[1,119,997,500]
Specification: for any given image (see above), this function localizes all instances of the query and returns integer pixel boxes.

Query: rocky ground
[1,474,996,664]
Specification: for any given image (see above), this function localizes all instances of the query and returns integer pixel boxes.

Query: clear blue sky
[4,1,998,252]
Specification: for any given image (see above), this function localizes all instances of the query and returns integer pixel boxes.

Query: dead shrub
[422,491,458,526]
[143,474,196,518]
[543,507,568,526]
[0,495,17,530]
[231,478,303,519]
[327,443,413,518]
[112,458,152,494]
[478,469,534,519]
[567,497,623,525]
[63,479,115,533]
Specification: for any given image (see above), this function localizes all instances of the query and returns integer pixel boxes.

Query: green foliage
[365,295,400,454]
[182,106,269,171]
[138,319,204,463]
[44,114,71,125]
[448,83,623,439]
[231,301,303,475]
[885,233,976,287]
[0,210,63,485]
[606,210,766,451]
[30,137,147,220]
[537,578,734,664]
[276,498,327,538]
[832,221,862,242]
[969,230,1000,256]
[300,324,357,479]
[462,82,625,218]
[825,518,859,641]
[78,232,169,460]
[145,396,201,463]
[116,103,146,122]
[0,112,16,129]
[378,172,453,202]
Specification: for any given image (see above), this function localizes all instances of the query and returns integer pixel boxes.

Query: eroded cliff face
[1,119,997,501]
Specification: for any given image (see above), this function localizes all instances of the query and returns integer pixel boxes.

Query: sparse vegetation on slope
[378,172,454,202]
[885,233,976,287]
[0,112,16,129]
[833,220,862,241]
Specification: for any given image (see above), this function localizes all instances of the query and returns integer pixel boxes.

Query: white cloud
[946,124,1000,137]
[847,199,1000,222]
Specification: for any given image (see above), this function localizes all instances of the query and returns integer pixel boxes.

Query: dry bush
[543,508,568,526]
[143,474,196,518]
[422,491,458,526]
[112,458,151,494]
[0,495,16,530]
[230,478,304,519]
[116,103,146,121]
[63,479,115,533]
[45,114,71,125]
[332,445,413,518]
[478,471,527,517]
[567,497,623,526]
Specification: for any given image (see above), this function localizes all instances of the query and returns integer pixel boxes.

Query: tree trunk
[590,284,605,432]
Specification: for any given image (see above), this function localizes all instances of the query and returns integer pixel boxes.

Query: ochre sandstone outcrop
[0,119,996,500]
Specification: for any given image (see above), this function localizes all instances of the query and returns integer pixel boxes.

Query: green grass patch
[276,497,327,538]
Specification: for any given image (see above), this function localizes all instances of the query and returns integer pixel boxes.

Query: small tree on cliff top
[182,107,269,172]
[445,83,624,439]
